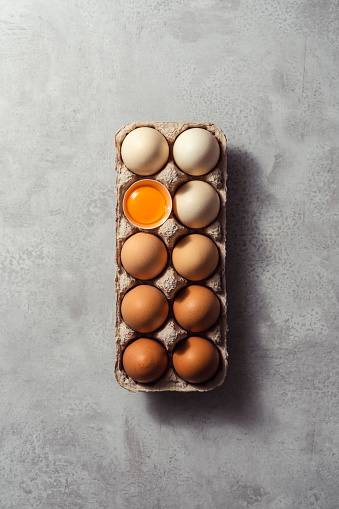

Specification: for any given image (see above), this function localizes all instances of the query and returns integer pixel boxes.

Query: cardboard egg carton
[114,121,227,392]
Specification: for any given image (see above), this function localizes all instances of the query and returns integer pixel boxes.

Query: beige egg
[121,233,168,280]
[173,181,220,228]
[172,234,219,281]
[173,128,220,176]
[121,127,169,175]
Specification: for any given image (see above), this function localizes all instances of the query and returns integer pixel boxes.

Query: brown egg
[173,285,220,332]
[172,234,219,281]
[121,233,168,280]
[122,338,168,383]
[173,336,220,383]
[121,285,168,333]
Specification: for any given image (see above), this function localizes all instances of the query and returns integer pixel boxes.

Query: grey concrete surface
[0,1,338,508]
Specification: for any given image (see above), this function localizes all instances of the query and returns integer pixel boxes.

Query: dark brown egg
[123,338,168,383]
[173,336,220,383]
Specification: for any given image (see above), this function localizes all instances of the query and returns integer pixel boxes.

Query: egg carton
[114,121,227,392]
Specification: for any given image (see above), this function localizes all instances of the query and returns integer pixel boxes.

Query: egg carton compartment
[114,121,227,392]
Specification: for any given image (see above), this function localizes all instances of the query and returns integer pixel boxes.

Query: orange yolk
[126,186,166,225]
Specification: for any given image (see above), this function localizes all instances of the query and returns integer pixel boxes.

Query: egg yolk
[126,186,166,225]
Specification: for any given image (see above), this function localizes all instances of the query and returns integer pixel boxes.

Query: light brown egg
[121,233,168,280]
[172,234,219,281]
[122,338,168,383]
[121,285,168,333]
[173,336,220,383]
[173,285,220,332]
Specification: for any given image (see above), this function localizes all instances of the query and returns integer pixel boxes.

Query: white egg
[121,127,169,176]
[173,128,220,176]
[173,181,220,228]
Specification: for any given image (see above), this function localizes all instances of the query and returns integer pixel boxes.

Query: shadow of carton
[145,147,271,428]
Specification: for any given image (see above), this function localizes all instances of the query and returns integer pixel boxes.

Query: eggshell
[122,338,168,383]
[121,127,169,175]
[173,285,220,332]
[173,181,220,228]
[173,128,220,176]
[173,336,220,383]
[121,285,169,333]
[121,233,168,280]
[172,234,219,281]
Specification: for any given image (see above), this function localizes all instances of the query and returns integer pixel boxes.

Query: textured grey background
[0,1,338,508]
